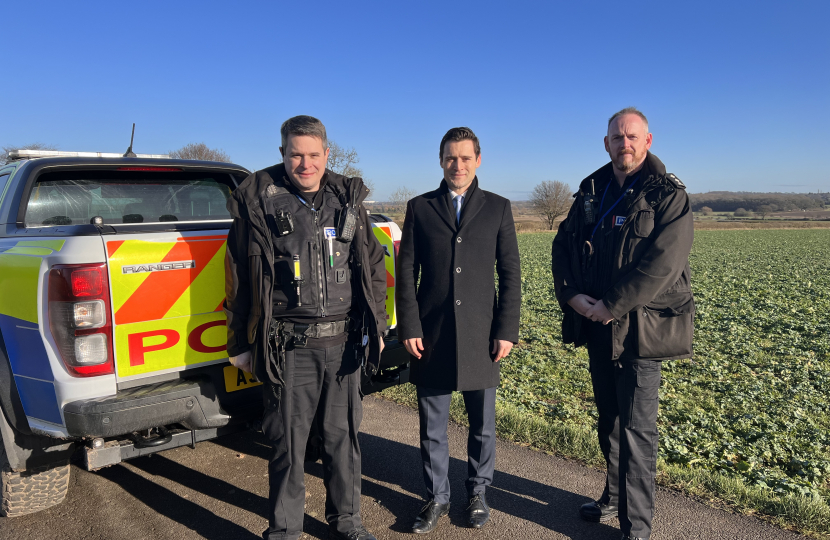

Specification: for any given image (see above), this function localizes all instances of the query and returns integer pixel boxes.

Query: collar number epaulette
[665,173,686,189]
[266,183,289,198]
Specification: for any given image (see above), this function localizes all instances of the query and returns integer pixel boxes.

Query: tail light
[48,264,114,376]
[393,240,400,257]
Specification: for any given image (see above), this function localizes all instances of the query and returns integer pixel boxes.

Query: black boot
[579,499,619,522]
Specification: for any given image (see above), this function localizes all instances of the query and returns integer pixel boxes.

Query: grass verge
[379,383,830,538]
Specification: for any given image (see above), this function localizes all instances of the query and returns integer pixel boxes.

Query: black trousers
[587,329,661,540]
[261,341,363,540]
[416,386,497,505]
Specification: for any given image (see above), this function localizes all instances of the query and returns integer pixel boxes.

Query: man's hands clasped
[568,294,615,325]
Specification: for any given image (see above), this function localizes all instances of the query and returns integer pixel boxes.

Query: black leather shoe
[465,493,491,529]
[411,500,450,534]
[580,500,619,522]
[328,526,377,540]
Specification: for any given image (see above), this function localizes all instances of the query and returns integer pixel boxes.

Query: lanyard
[296,194,316,211]
[590,173,641,242]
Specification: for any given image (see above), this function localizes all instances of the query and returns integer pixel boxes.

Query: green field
[508,230,830,498]
[384,229,830,533]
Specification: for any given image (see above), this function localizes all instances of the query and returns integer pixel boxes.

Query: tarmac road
[0,396,807,540]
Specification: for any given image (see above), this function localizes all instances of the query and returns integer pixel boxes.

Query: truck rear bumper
[82,424,245,470]
[63,376,260,439]
[64,339,410,438]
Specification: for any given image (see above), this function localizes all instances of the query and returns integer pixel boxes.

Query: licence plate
[223,366,263,393]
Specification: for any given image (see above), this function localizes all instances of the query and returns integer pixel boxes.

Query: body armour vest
[264,182,354,319]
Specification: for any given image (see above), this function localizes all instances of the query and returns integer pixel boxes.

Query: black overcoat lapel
[458,178,485,229]
[427,181,458,232]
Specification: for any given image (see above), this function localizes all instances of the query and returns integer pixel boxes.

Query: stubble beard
[612,150,645,175]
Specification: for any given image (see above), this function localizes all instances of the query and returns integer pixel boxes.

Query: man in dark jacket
[224,115,387,540]
[551,108,694,540]
[396,127,521,533]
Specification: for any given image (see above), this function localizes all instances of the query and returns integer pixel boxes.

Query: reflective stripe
[106,235,229,379]
[0,239,65,323]
[371,224,397,327]
[109,238,226,324]
[0,240,65,425]
[0,314,52,381]
[14,377,62,425]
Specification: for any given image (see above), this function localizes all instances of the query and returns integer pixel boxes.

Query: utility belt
[264,316,357,388]
[281,318,353,347]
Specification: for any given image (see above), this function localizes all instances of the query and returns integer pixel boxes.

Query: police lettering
[127,319,226,365]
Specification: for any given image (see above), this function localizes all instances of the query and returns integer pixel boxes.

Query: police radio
[336,206,358,242]
[583,178,597,225]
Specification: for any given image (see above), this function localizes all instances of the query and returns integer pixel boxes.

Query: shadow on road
[353,432,621,540]
[98,443,332,540]
[129,453,269,514]
[97,462,262,540]
[216,430,619,539]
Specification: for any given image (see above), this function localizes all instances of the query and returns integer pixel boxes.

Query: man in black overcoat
[396,127,521,533]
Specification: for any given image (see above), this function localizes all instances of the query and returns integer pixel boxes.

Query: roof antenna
[123,123,137,157]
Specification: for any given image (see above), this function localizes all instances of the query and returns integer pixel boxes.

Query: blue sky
[3,0,828,200]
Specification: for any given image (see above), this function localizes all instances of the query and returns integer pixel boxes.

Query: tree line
[689,192,827,213]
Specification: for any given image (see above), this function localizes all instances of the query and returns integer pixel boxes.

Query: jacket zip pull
[312,210,327,317]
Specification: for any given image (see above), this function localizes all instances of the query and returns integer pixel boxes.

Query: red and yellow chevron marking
[371,225,396,327]
[106,235,228,378]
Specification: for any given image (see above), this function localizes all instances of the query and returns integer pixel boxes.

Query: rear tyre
[0,432,70,517]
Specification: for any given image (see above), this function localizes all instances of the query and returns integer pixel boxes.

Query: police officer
[224,115,388,540]
[551,108,694,540]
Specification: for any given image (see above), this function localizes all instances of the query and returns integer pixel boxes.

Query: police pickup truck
[0,150,408,517]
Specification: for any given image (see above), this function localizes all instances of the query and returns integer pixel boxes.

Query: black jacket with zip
[551,152,695,361]
[224,163,387,380]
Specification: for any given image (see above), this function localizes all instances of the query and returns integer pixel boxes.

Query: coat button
[456,237,462,243]
[456,267,461,273]
[456,300,461,305]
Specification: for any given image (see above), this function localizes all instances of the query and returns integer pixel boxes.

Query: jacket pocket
[326,239,352,307]
[637,294,694,358]
[633,210,654,237]
[272,255,292,309]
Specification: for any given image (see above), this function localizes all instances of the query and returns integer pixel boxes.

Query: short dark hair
[607,107,649,131]
[280,115,328,149]
[439,127,480,161]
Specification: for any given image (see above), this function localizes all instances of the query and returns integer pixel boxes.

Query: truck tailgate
[105,232,229,382]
